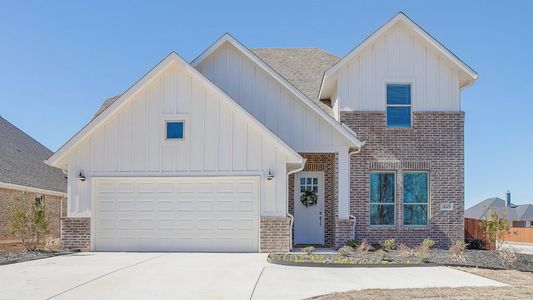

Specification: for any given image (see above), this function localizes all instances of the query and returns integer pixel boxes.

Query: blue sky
[1,1,531,207]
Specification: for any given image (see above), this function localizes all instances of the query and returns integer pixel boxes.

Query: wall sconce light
[77,170,86,182]
[266,169,274,181]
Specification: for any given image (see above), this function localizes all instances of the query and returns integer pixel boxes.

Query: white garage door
[93,177,260,252]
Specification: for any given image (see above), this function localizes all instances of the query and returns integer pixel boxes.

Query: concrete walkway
[0,252,506,300]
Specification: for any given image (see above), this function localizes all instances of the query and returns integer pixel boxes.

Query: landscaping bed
[269,240,533,272]
[426,249,533,272]
[0,242,71,266]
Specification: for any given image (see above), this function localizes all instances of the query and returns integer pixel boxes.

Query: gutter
[286,159,307,251]
[347,142,365,239]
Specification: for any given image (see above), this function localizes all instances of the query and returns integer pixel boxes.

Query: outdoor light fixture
[77,170,86,182]
[266,169,274,181]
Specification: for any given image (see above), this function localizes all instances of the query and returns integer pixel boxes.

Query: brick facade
[341,111,464,248]
[260,216,291,252]
[0,187,66,240]
[61,217,91,250]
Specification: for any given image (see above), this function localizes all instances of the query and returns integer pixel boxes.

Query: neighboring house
[465,192,533,228]
[46,12,477,252]
[0,116,67,240]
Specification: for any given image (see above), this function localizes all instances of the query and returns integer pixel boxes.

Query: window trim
[385,83,413,128]
[402,171,430,227]
[369,171,396,227]
[162,116,188,142]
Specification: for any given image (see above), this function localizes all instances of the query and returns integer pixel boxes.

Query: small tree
[7,192,50,251]
[482,211,509,250]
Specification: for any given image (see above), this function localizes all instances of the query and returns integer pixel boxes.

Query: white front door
[294,172,324,245]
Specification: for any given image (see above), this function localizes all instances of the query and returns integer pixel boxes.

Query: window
[34,195,43,212]
[403,172,429,226]
[386,84,411,128]
[299,177,319,193]
[166,121,184,140]
[370,172,395,226]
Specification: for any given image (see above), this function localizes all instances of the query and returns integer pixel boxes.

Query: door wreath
[300,190,318,207]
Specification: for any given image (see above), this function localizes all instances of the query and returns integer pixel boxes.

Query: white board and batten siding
[336,22,462,112]
[67,62,289,218]
[195,42,349,152]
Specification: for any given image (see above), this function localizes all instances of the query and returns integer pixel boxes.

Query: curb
[267,256,440,268]
[0,252,73,266]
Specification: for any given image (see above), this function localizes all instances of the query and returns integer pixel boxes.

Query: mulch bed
[269,249,533,272]
[0,242,71,266]
[426,249,533,272]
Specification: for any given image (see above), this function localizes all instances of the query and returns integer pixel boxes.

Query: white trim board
[191,33,363,149]
[0,181,66,198]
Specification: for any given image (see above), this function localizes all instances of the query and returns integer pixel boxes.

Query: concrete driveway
[0,252,506,300]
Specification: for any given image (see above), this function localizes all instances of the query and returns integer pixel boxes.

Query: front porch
[289,153,354,248]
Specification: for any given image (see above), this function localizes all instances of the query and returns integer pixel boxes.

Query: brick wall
[288,153,336,247]
[61,217,91,250]
[341,111,464,248]
[0,187,66,240]
[260,216,291,252]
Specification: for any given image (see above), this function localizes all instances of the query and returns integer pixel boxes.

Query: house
[465,192,533,228]
[0,116,67,240]
[46,12,477,252]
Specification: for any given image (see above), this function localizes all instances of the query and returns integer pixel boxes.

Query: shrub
[375,249,387,261]
[382,239,397,251]
[465,238,484,250]
[345,239,360,249]
[357,240,374,252]
[449,240,467,261]
[498,247,518,263]
[482,211,510,250]
[337,245,353,257]
[422,238,436,250]
[303,246,315,256]
[7,192,51,251]
[397,243,414,257]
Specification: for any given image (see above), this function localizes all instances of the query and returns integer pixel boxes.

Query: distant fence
[504,227,533,243]
[464,218,533,249]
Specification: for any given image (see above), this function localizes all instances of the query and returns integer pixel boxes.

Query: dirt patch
[310,267,533,300]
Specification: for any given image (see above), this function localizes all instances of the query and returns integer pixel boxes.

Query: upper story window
[166,121,184,140]
[386,84,411,128]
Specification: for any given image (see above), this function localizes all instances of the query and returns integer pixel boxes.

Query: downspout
[347,141,365,239]
[286,159,307,251]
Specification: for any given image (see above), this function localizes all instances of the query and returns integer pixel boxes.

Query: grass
[310,267,533,299]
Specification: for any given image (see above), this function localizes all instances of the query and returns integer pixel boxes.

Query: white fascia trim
[191,33,363,149]
[0,181,66,197]
[47,52,303,168]
[319,12,478,99]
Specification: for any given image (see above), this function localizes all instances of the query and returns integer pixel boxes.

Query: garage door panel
[94,177,259,252]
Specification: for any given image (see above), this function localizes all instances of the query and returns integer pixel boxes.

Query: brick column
[61,217,90,251]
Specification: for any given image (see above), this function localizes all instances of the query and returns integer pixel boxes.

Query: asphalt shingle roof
[93,48,340,119]
[465,197,533,221]
[0,116,66,193]
[251,48,340,114]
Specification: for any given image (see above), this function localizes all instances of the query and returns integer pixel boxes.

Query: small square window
[166,121,184,140]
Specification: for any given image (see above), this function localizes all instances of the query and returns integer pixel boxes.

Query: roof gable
[319,12,478,99]
[46,52,303,168]
[191,34,363,149]
[0,116,66,194]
